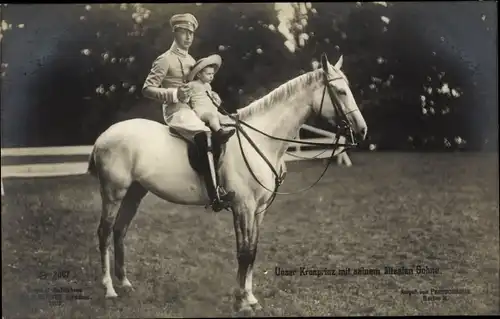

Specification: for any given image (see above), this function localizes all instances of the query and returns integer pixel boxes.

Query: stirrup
[210,198,232,212]
[209,186,234,212]
[216,186,227,198]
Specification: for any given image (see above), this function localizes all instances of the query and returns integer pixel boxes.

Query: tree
[1,3,495,150]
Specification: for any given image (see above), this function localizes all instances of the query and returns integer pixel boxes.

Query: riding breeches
[163,103,210,143]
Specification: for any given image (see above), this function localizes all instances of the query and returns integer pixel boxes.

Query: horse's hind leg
[97,183,128,298]
[113,182,148,289]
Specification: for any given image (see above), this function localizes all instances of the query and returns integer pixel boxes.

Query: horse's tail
[87,145,98,177]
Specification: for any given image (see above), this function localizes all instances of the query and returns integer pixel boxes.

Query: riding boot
[214,128,235,145]
[193,133,235,212]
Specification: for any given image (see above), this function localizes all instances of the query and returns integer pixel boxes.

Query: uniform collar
[170,41,189,58]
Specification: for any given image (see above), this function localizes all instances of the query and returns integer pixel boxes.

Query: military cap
[170,13,199,32]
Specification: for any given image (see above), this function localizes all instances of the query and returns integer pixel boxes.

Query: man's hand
[177,84,192,102]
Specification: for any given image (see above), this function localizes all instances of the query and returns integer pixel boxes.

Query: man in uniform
[142,13,235,212]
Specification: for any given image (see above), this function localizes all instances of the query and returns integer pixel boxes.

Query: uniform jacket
[142,41,196,118]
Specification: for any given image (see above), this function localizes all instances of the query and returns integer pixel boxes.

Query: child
[186,54,235,143]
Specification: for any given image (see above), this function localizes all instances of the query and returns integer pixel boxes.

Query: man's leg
[193,132,235,212]
[165,107,235,211]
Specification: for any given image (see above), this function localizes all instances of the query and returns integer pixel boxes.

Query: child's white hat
[187,54,222,82]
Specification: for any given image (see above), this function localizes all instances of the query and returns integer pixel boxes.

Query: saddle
[168,127,225,174]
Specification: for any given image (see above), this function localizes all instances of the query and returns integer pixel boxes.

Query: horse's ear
[321,53,329,73]
[334,55,344,69]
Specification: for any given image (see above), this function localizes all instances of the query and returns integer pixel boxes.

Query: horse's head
[311,54,368,141]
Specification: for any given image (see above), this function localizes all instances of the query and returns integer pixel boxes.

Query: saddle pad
[167,126,224,175]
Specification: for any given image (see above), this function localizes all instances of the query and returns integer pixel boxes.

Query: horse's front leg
[232,201,266,313]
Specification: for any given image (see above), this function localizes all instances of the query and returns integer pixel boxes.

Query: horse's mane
[237,69,325,120]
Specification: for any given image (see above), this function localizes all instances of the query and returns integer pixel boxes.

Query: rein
[206,71,359,215]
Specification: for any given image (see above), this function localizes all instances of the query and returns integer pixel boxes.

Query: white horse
[87,54,367,314]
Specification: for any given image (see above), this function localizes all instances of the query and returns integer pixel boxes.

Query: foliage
[0,2,496,150]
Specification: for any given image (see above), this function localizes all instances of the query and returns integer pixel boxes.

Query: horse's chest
[227,164,275,198]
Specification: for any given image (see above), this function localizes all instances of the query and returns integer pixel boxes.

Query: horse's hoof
[233,301,252,313]
[233,306,253,317]
[121,284,134,291]
[251,302,263,311]
[105,291,118,298]
[119,278,133,289]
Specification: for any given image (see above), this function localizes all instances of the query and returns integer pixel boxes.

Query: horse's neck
[246,93,312,162]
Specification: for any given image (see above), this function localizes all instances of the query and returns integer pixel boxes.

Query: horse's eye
[337,89,347,96]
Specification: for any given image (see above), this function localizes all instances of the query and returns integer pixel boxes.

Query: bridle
[208,64,361,215]
[317,69,360,144]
